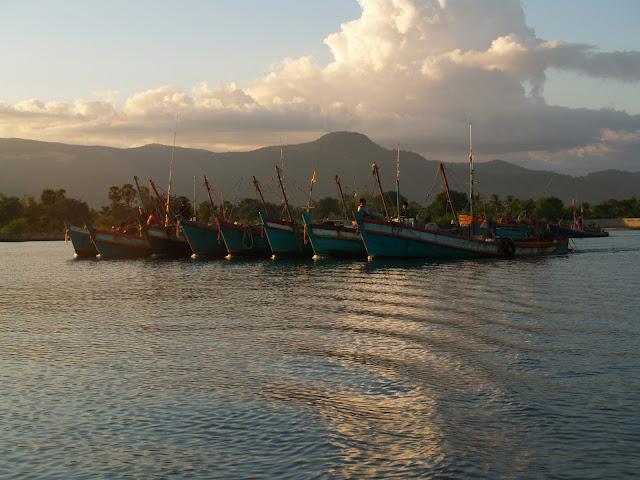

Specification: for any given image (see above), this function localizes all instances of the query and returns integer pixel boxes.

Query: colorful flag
[310,170,317,190]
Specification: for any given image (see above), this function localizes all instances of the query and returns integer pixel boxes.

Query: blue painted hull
[146,225,193,257]
[179,220,227,257]
[217,219,271,257]
[65,223,97,257]
[259,212,314,257]
[89,227,152,259]
[301,213,366,258]
[355,212,567,259]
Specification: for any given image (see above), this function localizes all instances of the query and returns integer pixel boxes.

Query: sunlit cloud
[0,0,639,170]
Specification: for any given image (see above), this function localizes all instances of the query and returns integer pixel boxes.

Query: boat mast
[396,145,401,219]
[165,111,178,225]
[439,163,459,226]
[149,179,170,219]
[371,162,389,219]
[203,175,217,219]
[275,165,293,222]
[133,175,150,213]
[193,175,196,221]
[469,121,475,236]
[335,175,349,221]
[253,176,268,214]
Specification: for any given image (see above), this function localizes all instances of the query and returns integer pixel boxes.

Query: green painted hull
[89,227,152,259]
[217,220,271,257]
[65,222,97,257]
[301,213,366,258]
[179,220,226,257]
[259,212,314,258]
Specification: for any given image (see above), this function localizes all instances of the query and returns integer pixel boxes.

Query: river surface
[1,232,639,479]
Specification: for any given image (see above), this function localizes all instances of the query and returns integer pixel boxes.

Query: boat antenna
[468,120,475,236]
[275,165,293,222]
[396,144,401,220]
[335,175,349,221]
[165,110,178,225]
[371,162,389,219]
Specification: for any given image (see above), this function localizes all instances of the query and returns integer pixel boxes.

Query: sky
[1,0,639,173]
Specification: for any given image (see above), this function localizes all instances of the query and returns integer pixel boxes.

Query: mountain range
[1,132,638,207]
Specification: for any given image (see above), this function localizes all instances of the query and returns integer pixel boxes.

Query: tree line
[2,185,640,234]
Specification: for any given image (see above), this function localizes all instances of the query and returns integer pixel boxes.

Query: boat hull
[146,226,193,257]
[65,223,98,257]
[259,212,314,258]
[89,227,152,259]
[301,213,366,258]
[550,224,609,239]
[179,220,227,257]
[217,219,271,257]
[355,213,568,259]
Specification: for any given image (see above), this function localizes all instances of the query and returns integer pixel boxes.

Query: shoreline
[0,233,64,242]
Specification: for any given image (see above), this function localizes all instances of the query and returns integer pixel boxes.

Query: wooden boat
[355,125,569,260]
[216,218,271,257]
[301,212,366,258]
[146,225,193,257]
[64,222,98,258]
[355,212,568,259]
[179,218,227,258]
[87,225,152,259]
[550,223,609,239]
[254,169,313,258]
[259,212,314,258]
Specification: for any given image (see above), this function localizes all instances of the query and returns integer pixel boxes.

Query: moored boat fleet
[66,128,608,262]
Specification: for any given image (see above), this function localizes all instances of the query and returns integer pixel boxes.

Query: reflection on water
[1,231,640,478]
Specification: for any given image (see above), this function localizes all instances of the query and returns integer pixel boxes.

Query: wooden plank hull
[89,227,152,259]
[65,222,98,257]
[179,219,227,257]
[217,220,271,257]
[258,212,314,258]
[355,213,568,259]
[146,226,193,257]
[549,224,609,239]
[301,213,366,258]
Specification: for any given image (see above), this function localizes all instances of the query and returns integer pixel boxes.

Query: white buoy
[367,255,374,261]
[312,254,320,261]
[191,253,198,260]
[225,254,232,260]
[271,254,277,260]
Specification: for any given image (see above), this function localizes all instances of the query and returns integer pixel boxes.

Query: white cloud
[0,0,639,170]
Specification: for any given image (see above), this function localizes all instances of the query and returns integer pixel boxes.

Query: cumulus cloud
[1,0,639,170]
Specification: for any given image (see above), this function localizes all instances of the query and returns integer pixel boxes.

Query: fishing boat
[88,225,152,259]
[356,211,568,259]
[255,169,314,258]
[550,223,609,239]
[145,179,193,257]
[64,222,98,258]
[300,175,365,259]
[301,213,365,259]
[355,125,569,260]
[216,218,271,257]
[179,217,226,258]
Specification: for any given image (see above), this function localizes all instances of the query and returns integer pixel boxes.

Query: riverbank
[590,218,640,229]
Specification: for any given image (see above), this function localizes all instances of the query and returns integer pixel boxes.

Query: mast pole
[193,175,196,221]
[371,162,389,219]
[469,121,474,237]
[396,144,401,219]
[149,179,171,220]
[165,111,178,225]
[439,163,459,226]
[203,175,216,219]
[275,165,293,222]
[335,175,349,221]
[253,176,268,213]
[133,175,149,212]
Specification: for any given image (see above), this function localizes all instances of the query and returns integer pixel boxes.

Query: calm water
[1,232,640,479]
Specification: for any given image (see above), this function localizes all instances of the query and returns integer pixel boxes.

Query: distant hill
[1,132,639,207]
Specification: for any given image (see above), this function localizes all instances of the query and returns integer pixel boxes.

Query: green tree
[534,197,564,222]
